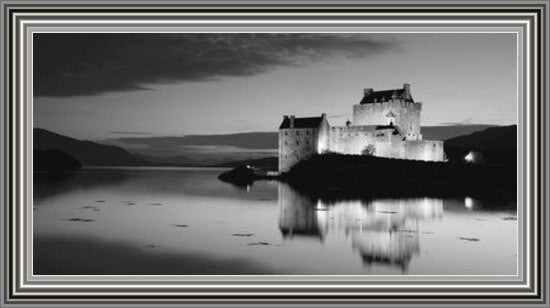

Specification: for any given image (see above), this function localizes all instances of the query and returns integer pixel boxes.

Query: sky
[33,33,517,140]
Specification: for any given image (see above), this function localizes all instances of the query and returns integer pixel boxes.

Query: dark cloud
[34,33,399,97]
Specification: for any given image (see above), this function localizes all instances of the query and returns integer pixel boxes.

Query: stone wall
[327,126,394,155]
[352,101,422,141]
[398,139,445,162]
[326,126,444,162]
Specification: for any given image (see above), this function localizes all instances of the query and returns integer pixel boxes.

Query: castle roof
[360,88,414,104]
[279,116,325,129]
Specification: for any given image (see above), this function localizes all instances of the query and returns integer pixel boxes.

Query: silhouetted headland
[34,128,150,166]
[34,149,82,172]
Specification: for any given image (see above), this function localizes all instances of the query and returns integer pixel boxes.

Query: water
[33,167,517,276]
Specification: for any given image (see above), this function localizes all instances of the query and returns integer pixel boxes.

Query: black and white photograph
[32,32,518,276]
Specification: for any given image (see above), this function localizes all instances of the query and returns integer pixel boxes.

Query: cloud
[34,33,399,97]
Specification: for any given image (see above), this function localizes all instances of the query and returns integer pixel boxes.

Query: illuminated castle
[278,83,445,172]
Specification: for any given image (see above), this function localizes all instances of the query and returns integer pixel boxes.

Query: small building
[278,83,445,172]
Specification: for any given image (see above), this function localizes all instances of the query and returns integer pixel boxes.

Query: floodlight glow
[464,197,474,209]
[464,151,475,163]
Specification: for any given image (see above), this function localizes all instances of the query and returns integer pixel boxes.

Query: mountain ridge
[34,128,150,166]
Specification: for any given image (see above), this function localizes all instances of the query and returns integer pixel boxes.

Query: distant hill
[445,125,516,150]
[422,125,496,141]
[444,125,517,166]
[34,128,150,166]
[34,149,81,171]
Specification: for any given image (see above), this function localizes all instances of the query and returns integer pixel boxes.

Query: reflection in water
[278,184,444,273]
[278,185,326,240]
[34,167,517,275]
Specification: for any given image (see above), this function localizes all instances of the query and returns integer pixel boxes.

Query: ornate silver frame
[1,0,548,306]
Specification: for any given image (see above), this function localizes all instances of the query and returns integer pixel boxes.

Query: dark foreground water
[33,167,517,275]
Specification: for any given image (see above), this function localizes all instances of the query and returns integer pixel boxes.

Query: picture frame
[1,0,547,306]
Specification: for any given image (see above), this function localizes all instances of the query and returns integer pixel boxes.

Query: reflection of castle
[278,184,443,272]
[278,84,445,172]
[278,184,326,240]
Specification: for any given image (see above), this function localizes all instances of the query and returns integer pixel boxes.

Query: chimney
[363,88,373,96]
[403,83,411,100]
[321,113,326,120]
[289,115,295,128]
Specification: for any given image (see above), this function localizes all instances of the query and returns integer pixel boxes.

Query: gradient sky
[33,33,517,140]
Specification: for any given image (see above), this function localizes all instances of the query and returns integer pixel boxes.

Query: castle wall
[326,126,445,162]
[352,101,422,141]
[327,126,393,155]
[316,119,331,154]
[397,139,445,162]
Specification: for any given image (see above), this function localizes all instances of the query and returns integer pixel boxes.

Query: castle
[278,83,445,172]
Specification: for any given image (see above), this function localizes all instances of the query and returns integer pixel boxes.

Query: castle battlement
[278,84,445,172]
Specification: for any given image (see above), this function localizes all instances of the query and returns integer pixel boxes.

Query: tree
[361,144,376,156]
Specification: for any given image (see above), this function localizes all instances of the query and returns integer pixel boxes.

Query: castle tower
[278,114,330,172]
[352,83,422,141]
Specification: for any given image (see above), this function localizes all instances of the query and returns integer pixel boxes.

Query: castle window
[296,131,299,136]
[296,141,299,145]
[306,140,309,145]
[284,141,287,145]
[284,131,288,136]
[306,130,309,135]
